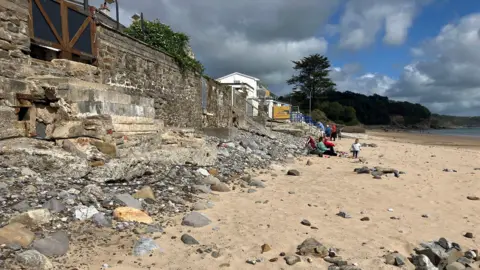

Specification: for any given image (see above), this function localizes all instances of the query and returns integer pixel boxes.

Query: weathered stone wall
[0,1,246,137]
[96,24,205,128]
[203,79,232,128]
[96,24,246,129]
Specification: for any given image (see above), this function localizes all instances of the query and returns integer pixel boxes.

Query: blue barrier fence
[290,112,325,130]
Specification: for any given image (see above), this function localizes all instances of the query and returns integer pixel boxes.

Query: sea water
[422,128,480,137]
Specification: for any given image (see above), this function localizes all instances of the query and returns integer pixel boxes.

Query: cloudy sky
[92,0,480,116]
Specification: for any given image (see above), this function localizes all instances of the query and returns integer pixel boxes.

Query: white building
[216,72,262,116]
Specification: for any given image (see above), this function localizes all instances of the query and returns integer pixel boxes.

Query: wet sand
[66,134,480,269]
[368,130,480,149]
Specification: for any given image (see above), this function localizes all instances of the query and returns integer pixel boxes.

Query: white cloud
[334,0,426,50]
[330,65,395,96]
[386,13,480,115]
[333,13,480,116]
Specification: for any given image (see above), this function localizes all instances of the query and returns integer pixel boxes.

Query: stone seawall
[97,24,233,128]
[96,23,246,129]
[0,0,247,140]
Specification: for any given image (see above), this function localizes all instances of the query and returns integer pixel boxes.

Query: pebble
[197,168,210,176]
[261,243,272,253]
[92,213,112,228]
[211,250,221,258]
[269,257,278,262]
[464,232,474,239]
[181,234,199,245]
[385,252,408,266]
[360,217,370,221]
[113,207,153,224]
[297,238,328,257]
[114,193,143,210]
[284,255,301,265]
[301,219,311,226]
[192,202,209,211]
[133,186,156,201]
[43,198,66,213]
[337,211,352,219]
[132,237,160,256]
[182,212,212,227]
[287,169,300,176]
[211,183,230,192]
[74,205,99,221]
[467,196,479,201]
[249,180,266,188]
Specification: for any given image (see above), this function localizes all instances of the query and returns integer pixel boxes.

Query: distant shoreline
[365,125,480,131]
[368,130,480,149]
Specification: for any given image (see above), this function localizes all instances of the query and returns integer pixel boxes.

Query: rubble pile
[386,237,480,269]
[354,166,404,178]
[208,129,305,180]
[0,126,305,269]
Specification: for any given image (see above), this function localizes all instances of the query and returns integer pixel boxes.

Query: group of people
[305,135,338,157]
[324,124,341,141]
[305,131,362,158]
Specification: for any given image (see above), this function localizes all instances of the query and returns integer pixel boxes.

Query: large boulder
[0,223,35,248]
[16,250,54,270]
[32,231,69,257]
[9,209,51,229]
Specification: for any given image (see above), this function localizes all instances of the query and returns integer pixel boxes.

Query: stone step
[28,76,155,119]
[75,101,155,119]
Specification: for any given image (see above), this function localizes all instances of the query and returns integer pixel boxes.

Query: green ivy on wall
[124,19,205,74]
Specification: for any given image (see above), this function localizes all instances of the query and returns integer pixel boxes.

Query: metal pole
[309,89,312,119]
[140,12,145,38]
[84,0,89,11]
[115,0,119,30]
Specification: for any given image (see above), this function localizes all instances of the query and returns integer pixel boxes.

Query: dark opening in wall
[30,43,59,61]
[72,53,94,65]
[17,107,29,121]
[30,43,95,64]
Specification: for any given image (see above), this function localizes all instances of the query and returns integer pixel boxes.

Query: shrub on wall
[124,19,204,74]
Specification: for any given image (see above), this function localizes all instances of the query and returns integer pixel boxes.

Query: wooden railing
[28,0,96,61]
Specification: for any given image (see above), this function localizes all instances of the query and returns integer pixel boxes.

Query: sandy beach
[64,133,480,269]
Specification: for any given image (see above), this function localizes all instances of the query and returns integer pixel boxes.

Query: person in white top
[351,139,361,158]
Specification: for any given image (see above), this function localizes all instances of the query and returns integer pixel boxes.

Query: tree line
[279,54,432,127]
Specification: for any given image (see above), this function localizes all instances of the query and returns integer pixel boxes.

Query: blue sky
[328,0,480,81]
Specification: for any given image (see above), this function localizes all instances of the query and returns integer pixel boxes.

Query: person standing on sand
[331,124,337,141]
[351,139,361,158]
[325,125,332,139]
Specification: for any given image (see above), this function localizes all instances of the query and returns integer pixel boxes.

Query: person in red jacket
[323,136,336,153]
[331,124,338,141]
